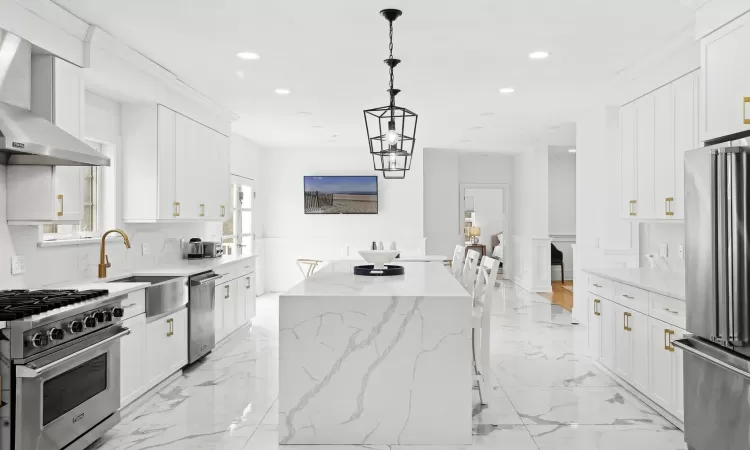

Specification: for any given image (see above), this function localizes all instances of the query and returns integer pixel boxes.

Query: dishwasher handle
[190,274,223,286]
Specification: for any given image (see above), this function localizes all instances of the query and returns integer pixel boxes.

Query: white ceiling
[53,0,696,152]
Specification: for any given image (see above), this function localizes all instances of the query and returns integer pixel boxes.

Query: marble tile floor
[89,281,686,450]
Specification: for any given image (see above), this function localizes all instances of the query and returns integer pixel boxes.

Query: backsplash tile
[639,222,685,272]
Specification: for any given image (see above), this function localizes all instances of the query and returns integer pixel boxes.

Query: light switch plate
[678,245,684,260]
[142,243,150,255]
[11,255,25,275]
[659,244,668,258]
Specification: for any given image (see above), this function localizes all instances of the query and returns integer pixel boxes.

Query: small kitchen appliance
[186,238,204,259]
[202,242,223,258]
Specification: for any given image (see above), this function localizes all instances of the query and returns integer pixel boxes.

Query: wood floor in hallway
[539,280,574,311]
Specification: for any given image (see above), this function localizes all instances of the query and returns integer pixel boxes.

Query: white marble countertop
[583,267,686,300]
[334,254,449,262]
[283,260,469,298]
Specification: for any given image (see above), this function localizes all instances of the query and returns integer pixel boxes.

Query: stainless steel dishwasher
[188,271,222,363]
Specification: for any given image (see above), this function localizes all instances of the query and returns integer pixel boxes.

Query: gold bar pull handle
[220,205,225,217]
[166,318,174,337]
[624,312,632,331]
[199,203,205,217]
[57,194,64,217]
[744,97,750,124]
[594,299,601,316]
[173,202,179,217]
[665,197,674,216]
[629,200,637,216]
[667,329,675,352]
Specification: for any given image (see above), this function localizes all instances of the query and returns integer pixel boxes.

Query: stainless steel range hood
[0,32,109,166]
[0,101,109,166]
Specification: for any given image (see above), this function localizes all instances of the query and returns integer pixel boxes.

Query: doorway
[459,183,511,280]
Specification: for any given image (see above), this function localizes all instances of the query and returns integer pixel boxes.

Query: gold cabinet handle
[221,205,225,217]
[665,197,674,216]
[246,276,251,289]
[592,283,602,288]
[624,312,632,331]
[200,203,205,217]
[663,329,677,351]
[744,97,750,125]
[629,200,637,216]
[173,201,181,217]
[166,318,174,337]
[225,284,230,299]
[593,299,601,316]
[57,194,64,217]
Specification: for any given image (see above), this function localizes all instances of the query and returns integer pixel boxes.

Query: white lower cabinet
[120,313,146,407]
[145,308,188,390]
[588,279,686,423]
[214,268,256,345]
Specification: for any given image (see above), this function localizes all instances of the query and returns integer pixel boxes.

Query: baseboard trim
[593,360,684,431]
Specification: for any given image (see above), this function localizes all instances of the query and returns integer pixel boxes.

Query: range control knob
[111,307,124,318]
[102,311,113,322]
[84,316,97,328]
[48,328,64,341]
[93,312,105,323]
[31,333,48,348]
[68,321,83,333]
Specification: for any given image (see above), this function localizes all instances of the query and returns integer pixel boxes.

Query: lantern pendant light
[363,9,418,179]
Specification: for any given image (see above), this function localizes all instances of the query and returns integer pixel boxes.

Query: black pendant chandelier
[363,9,418,180]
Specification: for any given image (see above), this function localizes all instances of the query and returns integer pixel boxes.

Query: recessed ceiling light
[480,112,495,117]
[275,88,291,95]
[296,111,312,116]
[568,148,577,153]
[469,126,484,131]
[529,51,550,60]
[312,125,324,128]
[236,52,260,60]
[460,139,471,143]
[499,87,515,94]
[235,70,245,79]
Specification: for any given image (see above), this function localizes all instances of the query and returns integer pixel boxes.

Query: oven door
[14,326,129,450]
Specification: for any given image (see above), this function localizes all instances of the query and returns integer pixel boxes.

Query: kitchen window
[40,140,118,245]
[222,177,254,254]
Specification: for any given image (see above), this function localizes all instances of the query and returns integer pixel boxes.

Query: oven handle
[16,328,130,378]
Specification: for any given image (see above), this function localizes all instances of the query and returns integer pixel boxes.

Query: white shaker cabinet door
[635,95,656,219]
[145,315,171,388]
[600,298,617,371]
[612,303,632,381]
[157,106,177,219]
[620,102,637,219]
[167,308,189,374]
[174,114,201,220]
[245,274,256,322]
[653,84,675,220]
[629,309,649,394]
[671,71,699,220]
[701,13,750,141]
[120,314,146,407]
[647,317,673,412]
[214,282,226,344]
[588,295,602,359]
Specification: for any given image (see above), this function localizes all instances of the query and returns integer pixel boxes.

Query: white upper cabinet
[636,95,656,219]
[7,56,84,225]
[701,10,750,141]
[619,70,699,221]
[122,104,230,222]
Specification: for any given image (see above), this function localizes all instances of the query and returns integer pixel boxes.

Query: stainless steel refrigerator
[678,136,750,450]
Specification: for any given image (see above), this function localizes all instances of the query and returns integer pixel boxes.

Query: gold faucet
[98,229,131,278]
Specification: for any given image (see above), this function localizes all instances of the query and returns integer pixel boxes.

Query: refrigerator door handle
[674,339,750,381]
[714,151,730,345]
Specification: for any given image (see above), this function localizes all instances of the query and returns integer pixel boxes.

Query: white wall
[262,147,424,291]
[548,150,577,235]
[639,222,685,272]
[423,151,514,258]
[511,146,551,291]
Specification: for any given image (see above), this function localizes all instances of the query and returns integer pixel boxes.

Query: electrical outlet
[659,244,668,258]
[11,255,25,275]
[678,244,684,260]
[142,243,151,256]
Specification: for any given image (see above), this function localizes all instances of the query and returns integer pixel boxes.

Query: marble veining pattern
[89,280,686,449]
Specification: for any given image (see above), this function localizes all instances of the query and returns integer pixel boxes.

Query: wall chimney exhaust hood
[0,32,109,166]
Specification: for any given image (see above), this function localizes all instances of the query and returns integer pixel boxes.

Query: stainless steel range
[0,289,131,450]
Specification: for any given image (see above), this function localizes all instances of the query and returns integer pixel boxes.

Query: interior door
[620,102,637,218]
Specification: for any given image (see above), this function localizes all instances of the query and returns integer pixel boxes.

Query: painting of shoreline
[304,176,378,214]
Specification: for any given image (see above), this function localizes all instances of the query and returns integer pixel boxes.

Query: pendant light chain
[388,19,395,109]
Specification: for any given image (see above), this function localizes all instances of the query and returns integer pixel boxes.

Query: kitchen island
[279,260,472,445]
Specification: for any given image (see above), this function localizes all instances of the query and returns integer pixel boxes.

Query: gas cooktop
[0,289,110,320]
